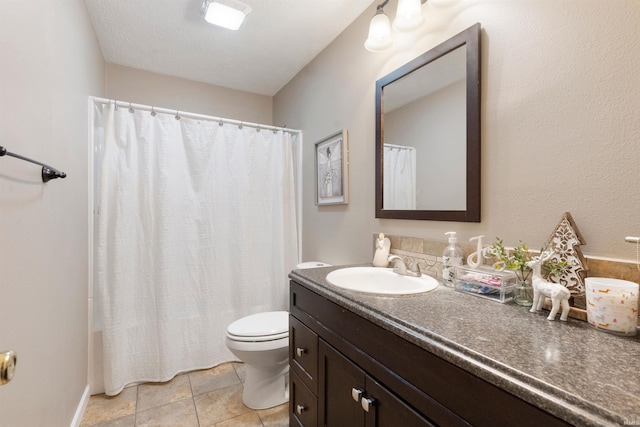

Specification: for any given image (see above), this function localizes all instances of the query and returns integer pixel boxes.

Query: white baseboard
[70,384,90,427]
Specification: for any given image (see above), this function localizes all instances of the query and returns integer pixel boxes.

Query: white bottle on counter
[442,231,463,287]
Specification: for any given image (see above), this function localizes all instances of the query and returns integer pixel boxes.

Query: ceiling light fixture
[201,0,251,31]
[364,0,427,52]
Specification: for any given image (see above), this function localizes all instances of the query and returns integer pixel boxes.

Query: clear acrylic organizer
[454,265,517,303]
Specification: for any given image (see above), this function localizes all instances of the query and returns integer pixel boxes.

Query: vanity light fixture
[394,0,425,31]
[201,0,251,31]
[364,0,427,52]
[364,2,393,52]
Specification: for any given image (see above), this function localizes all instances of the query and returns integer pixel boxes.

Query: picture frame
[315,130,349,205]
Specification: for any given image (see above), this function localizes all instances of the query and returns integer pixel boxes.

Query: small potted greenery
[486,239,533,306]
[486,238,568,307]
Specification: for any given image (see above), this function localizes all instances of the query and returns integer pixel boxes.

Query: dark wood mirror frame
[375,23,481,222]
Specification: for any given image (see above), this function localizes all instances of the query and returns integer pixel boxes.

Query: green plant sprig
[489,238,532,284]
[487,238,570,283]
[542,259,569,279]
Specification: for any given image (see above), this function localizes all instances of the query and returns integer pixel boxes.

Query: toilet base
[242,363,289,410]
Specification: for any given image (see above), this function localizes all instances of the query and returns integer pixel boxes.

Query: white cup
[585,277,639,336]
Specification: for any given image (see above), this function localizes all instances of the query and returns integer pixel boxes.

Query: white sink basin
[326,267,439,295]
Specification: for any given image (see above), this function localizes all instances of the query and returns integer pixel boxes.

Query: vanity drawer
[290,370,318,427]
[290,315,318,393]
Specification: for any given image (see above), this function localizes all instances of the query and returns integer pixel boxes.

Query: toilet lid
[227,311,289,338]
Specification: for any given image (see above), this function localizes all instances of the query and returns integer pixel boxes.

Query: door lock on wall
[0,350,17,385]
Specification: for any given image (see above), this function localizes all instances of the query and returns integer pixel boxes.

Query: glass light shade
[204,0,250,30]
[393,0,424,31]
[364,12,393,52]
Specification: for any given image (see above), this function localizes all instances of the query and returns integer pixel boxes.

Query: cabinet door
[319,340,366,427]
[319,339,434,427]
[365,376,435,427]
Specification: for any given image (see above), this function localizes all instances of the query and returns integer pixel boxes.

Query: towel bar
[0,146,67,182]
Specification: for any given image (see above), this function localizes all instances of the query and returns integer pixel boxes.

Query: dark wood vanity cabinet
[289,280,572,427]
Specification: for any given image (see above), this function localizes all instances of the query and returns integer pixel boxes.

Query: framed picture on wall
[315,130,349,205]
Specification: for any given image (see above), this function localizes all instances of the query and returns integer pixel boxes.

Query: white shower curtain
[383,145,416,210]
[96,104,299,395]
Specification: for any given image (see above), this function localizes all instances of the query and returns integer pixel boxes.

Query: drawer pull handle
[296,404,306,415]
[351,387,363,402]
[296,347,307,357]
[361,397,375,412]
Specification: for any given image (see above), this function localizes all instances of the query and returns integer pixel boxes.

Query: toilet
[225,261,330,409]
[225,311,290,409]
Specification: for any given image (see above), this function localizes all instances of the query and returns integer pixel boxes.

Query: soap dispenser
[373,233,391,267]
[442,231,463,287]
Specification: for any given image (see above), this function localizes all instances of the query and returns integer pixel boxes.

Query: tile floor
[80,362,289,427]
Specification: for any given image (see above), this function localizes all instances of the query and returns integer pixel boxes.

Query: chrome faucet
[387,255,422,277]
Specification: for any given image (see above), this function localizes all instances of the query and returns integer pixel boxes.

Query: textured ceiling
[86,0,375,96]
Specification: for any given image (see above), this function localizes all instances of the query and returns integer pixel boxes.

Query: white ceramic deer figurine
[526,251,571,321]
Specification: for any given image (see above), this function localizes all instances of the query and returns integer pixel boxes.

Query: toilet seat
[226,311,289,342]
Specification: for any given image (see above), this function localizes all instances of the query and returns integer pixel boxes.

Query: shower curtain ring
[175,110,181,120]
[239,122,243,130]
[151,107,156,117]
[128,102,134,113]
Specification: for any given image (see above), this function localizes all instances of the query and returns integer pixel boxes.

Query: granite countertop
[290,265,640,427]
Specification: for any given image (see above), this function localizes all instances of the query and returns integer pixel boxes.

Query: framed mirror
[375,23,481,221]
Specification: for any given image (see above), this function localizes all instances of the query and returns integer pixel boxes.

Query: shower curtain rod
[384,143,415,150]
[92,97,301,134]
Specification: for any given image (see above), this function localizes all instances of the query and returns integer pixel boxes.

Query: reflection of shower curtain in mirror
[383,144,416,210]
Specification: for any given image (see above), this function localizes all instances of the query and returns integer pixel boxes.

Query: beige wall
[105,64,273,125]
[274,0,640,265]
[0,0,104,426]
